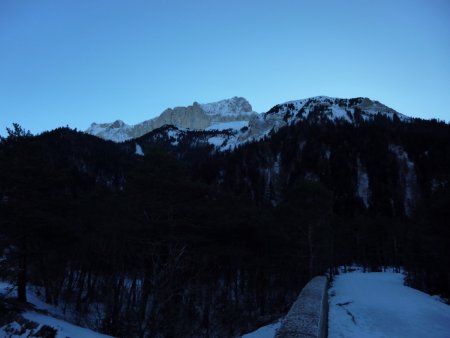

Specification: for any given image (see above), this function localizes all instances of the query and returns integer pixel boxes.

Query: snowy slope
[241,321,281,338]
[134,124,239,152]
[0,282,111,338]
[328,270,450,338]
[1,312,112,338]
[206,120,249,131]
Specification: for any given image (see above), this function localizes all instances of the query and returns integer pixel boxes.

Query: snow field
[328,271,450,338]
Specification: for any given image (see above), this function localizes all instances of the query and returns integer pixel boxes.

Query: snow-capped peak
[86,120,132,142]
[109,120,127,128]
[86,97,256,142]
[267,96,408,123]
[199,97,254,116]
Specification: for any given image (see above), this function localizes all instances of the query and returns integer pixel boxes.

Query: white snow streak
[208,136,226,147]
[135,143,144,156]
[356,158,370,208]
[389,145,417,216]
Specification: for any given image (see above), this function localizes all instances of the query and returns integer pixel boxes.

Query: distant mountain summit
[86,96,408,145]
[86,97,257,142]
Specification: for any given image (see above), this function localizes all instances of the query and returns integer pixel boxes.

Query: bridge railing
[275,275,328,338]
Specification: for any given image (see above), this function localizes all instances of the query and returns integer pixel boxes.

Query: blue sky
[1,0,449,135]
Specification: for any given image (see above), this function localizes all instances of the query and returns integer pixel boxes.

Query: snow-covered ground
[0,281,111,338]
[241,321,280,338]
[328,270,450,338]
[1,312,112,338]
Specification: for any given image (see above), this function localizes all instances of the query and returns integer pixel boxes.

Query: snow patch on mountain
[206,120,249,131]
[356,158,370,208]
[389,145,418,216]
[208,136,226,147]
[135,143,144,156]
[166,128,184,146]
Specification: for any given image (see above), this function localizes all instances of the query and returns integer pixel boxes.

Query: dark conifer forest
[0,115,449,337]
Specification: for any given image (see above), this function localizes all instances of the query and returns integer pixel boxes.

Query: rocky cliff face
[86,97,257,142]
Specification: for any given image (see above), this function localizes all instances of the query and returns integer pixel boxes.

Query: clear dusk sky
[1,0,449,135]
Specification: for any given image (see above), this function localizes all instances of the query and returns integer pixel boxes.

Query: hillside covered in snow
[0,282,111,338]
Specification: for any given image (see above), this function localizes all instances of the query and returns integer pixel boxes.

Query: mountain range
[86,96,256,142]
[86,96,407,149]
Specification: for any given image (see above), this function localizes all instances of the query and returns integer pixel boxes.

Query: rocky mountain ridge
[86,96,256,142]
[86,96,408,146]
[124,96,409,153]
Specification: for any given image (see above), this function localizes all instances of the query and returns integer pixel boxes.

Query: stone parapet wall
[275,276,328,338]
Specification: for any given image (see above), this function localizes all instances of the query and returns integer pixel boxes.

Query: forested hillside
[0,113,449,337]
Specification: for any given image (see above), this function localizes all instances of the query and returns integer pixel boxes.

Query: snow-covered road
[328,271,450,338]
